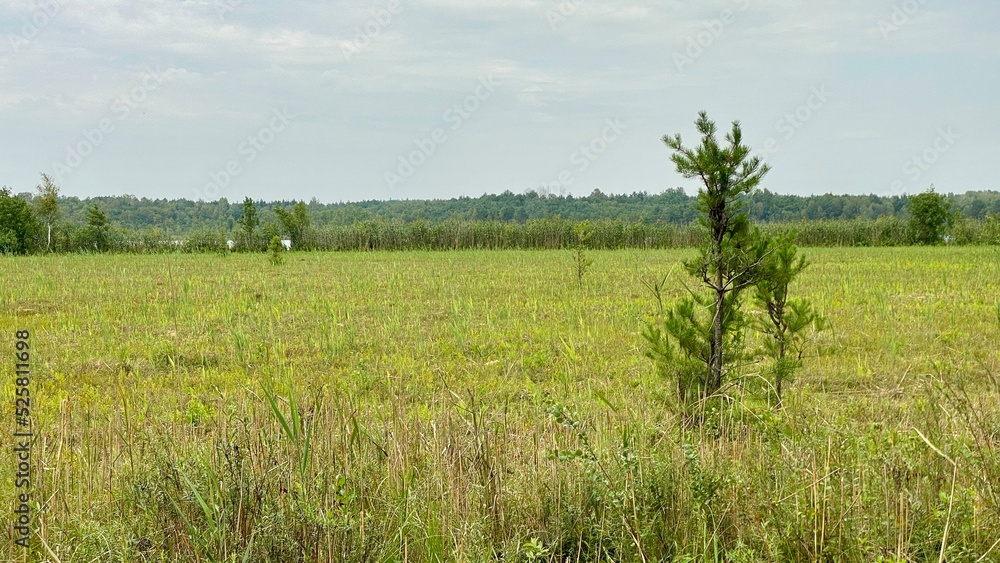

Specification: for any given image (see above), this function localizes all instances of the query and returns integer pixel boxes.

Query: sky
[1,0,997,203]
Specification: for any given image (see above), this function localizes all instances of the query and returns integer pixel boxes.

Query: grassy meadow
[2,247,1000,561]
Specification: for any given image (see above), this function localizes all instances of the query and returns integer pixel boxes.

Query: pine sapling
[754,232,825,407]
[645,111,771,404]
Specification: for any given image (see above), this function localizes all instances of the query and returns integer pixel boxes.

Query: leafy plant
[682,442,726,511]
[522,537,549,562]
[542,395,648,561]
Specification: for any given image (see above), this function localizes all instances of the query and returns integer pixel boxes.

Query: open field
[2,247,1000,561]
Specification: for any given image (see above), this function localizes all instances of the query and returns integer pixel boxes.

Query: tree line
[1,176,998,255]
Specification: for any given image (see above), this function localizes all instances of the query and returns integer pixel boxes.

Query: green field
[3,247,1000,561]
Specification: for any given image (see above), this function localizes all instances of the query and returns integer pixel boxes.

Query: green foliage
[651,111,771,399]
[183,228,229,254]
[4,187,1000,254]
[640,273,670,315]
[521,537,549,562]
[644,290,749,404]
[1,186,998,253]
[682,442,726,510]
[34,173,60,251]
[647,114,829,411]
[754,233,825,406]
[0,186,42,254]
[236,196,260,251]
[541,396,650,561]
[909,186,953,245]
[275,200,310,249]
[268,235,285,266]
[262,220,280,244]
[85,203,112,251]
[261,375,315,481]
[87,203,109,228]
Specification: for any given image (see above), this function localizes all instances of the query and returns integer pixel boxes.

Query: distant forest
[10,187,1000,236]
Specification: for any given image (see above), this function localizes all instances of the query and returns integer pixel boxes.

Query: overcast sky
[1,1,997,203]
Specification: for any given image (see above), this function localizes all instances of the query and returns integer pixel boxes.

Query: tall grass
[1,248,999,561]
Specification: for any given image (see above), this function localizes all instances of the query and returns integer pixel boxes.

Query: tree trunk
[710,266,724,396]
[46,223,51,250]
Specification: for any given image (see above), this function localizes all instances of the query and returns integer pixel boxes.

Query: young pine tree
[753,232,825,407]
[644,111,771,402]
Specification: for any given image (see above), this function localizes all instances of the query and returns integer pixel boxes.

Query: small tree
[275,201,310,249]
[909,186,953,245]
[86,204,111,251]
[268,235,285,266]
[294,200,310,247]
[753,233,824,407]
[572,220,594,287]
[645,112,772,401]
[34,173,60,251]
[236,197,259,251]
